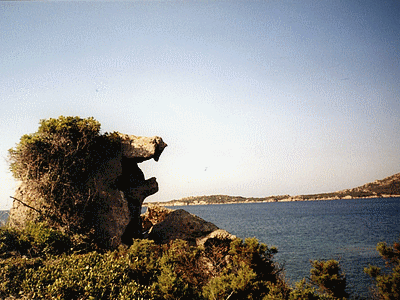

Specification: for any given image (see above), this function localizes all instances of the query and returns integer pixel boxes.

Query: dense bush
[202,238,280,300]
[0,223,285,299]
[8,116,121,233]
[309,260,348,299]
[21,250,156,299]
[365,238,400,300]
[0,222,72,258]
[270,260,348,300]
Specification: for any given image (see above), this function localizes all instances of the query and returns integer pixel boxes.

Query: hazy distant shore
[145,194,400,207]
[145,173,400,207]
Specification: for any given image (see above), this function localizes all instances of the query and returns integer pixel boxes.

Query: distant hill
[146,173,400,206]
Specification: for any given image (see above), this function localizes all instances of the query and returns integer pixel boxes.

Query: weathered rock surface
[196,229,237,247]
[9,133,167,249]
[142,205,236,246]
[119,134,166,162]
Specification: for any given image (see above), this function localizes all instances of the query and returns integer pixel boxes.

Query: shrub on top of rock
[8,116,122,234]
[8,116,167,249]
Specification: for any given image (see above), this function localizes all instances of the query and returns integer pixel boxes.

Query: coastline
[144,194,400,207]
[145,173,400,207]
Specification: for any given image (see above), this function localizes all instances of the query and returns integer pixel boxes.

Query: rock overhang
[116,133,167,245]
[119,133,167,163]
[117,133,167,198]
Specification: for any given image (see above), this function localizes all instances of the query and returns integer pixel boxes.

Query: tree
[365,238,400,300]
[309,259,348,299]
[202,237,281,300]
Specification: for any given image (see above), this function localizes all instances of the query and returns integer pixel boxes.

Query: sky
[1,1,399,210]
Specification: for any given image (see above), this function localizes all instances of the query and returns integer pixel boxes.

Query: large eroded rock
[142,205,236,246]
[9,133,167,249]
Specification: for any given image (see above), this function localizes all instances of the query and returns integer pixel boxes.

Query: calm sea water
[164,198,400,298]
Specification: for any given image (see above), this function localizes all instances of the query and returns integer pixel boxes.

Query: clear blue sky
[1,1,399,209]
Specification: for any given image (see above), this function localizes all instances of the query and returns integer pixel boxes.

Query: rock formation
[142,205,236,246]
[9,133,167,249]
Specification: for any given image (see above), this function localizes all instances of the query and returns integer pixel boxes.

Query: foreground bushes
[2,223,398,299]
[364,239,400,300]
[1,224,284,299]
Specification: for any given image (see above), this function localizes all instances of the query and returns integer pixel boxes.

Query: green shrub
[263,281,292,300]
[288,279,321,300]
[0,222,72,258]
[309,259,348,299]
[365,238,400,300]
[229,237,279,282]
[203,263,257,300]
[156,239,206,300]
[24,222,72,255]
[0,235,289,300]
[202,237,280,300]
[23,252,120,299]
[261,260,349,300]
[0,226,30,258]
[287,278,343,300]
[0,256,43,297]
[125,239,162,285]
[20,247,159,299]
[8,116,121,233]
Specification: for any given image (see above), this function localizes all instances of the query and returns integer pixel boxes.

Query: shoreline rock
[141,205,236,247]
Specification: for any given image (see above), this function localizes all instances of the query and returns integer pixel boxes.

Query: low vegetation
[1,222,398,299]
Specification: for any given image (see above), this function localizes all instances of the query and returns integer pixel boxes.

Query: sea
[2,198,399,298]
[0,210,9,226]
[163,198,400,299]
